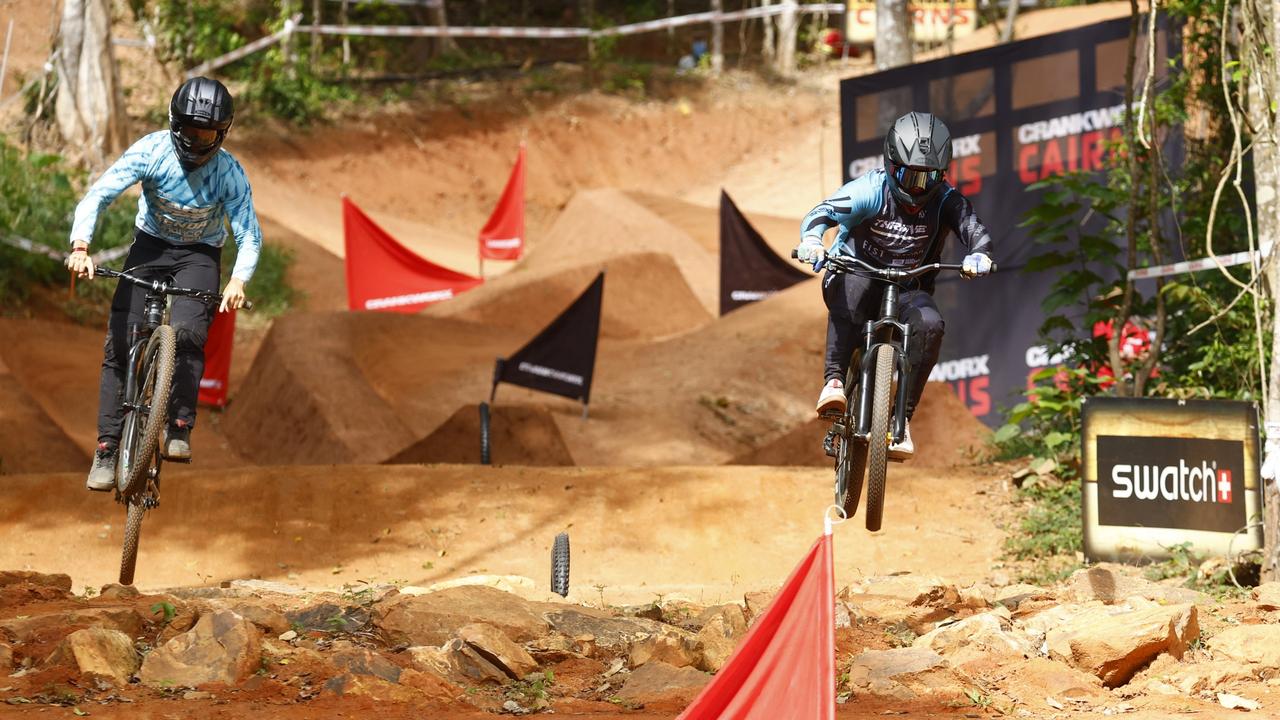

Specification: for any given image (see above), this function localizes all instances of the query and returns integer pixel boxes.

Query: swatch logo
[1110,460,1232,504]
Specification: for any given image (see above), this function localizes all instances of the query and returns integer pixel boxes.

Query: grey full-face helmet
[169,76,234,170]
[883,112,953,208]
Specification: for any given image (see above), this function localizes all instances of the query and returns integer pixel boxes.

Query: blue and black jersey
[70,131,263,283]
[800,169,992,292]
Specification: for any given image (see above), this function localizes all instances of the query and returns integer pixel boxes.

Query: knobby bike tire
[119,496,146,586]
[479,402,492,465]
[551,532,570,597]
[864,345,895,532]
[836,432,869,519]
[118,325,176,496]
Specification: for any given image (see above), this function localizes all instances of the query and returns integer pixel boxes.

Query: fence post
[281,0,298,78]
[0,19,12,100]
[711,0,724,73]
[340,0,350,69]
[310,0,321,71]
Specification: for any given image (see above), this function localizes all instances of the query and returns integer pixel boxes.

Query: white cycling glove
[961,253,993,278]
[795,239,826,266]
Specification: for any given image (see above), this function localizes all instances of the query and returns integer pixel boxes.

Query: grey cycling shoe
[86,443,117,492]
[163,423,192,462]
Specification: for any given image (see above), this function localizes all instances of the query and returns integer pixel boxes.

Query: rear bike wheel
[119,494,147,586]
[479,402,492,465]
[864,345,896,532]
[117,325,176,496]
[551,533,570,597]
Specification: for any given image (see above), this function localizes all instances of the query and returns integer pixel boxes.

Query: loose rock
[695,605,747,671]
[458,622,539,679]
[1045,602,1198,687]
[1207,624,1280,668]
[629,626,701,670]
[141,610,262,688]
[0,571,72,592]
[1253,582,1280,610]
[46,628,139,686]
[1067,565,1209,606]
[616,660,711,703]
[1,607,146,644]
[375,586,551,647]
[331,646,402,683]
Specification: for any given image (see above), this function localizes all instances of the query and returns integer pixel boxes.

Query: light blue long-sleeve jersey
[70,131,263,282]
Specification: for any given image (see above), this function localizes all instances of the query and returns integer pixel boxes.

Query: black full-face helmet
[883,111,953,209]
[169,76,234,170]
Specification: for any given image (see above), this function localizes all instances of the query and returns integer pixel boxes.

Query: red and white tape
[186,14,302,79]
[1127,246,1273,280]
[303,24,591,39]
[1,235,131,264]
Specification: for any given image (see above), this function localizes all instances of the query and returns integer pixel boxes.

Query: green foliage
[0,139,133,307]
[223,239,296,318]
[151,601,177,623]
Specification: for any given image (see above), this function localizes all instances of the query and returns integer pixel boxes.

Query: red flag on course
[198,309,235,408]
[677,532,836,720]
[478,144,526,261]
[343,196,483,313]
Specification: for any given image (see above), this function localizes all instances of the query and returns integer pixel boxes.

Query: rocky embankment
[1,567,1278,717]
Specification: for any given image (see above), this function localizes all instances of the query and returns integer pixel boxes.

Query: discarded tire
[551,532,570,597]
[479,402,491,465]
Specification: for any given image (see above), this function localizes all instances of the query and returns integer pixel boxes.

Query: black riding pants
[821,271,944,420]
[97,231,221,446]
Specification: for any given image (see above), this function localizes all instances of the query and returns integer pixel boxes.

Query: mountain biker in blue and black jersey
[794,112,994,460]
[65,77,262,492]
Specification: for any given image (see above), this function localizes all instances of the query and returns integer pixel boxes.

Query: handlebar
[789,249,996,280]
[96,267,253,310]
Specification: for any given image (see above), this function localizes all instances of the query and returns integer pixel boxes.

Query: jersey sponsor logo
[364,288,455,309]
[148,194,223,244]
[517,361,584,387]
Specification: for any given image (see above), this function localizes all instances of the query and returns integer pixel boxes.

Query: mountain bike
[96,267,248,585]
[793,251,994,531]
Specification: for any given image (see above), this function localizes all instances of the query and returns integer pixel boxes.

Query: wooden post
[310,0,320,70]
[281,0,298,78]
[0,19,13,100]
[710,0,724,73]
[340,0,350,69]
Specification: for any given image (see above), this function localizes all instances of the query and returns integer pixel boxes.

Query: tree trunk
[55,0,127,168]
[432,0,458,56]
[711,0,724,73]
[310,0,321,71]
[1254,0,1280,583]
[775,1,799,75]
[762,0,776,67]
[1001,0,1021,42]
[875,0,912,71]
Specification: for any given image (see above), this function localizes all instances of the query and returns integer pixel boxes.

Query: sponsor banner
[840,15,1174,426]
[479,145,526,262]
[845,0,977,45]
[1082,397,1264,562]
[493,272,604,406]
[342,196,482,313]
[198,309,235,408]
[719,190,812,315]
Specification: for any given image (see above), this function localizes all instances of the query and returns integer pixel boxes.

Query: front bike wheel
[865,345,895,532]
[119,495,146,586]
[118,325,176,496]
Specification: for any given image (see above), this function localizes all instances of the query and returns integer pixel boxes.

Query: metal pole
[0,20,13,100]
[711,0,724,73]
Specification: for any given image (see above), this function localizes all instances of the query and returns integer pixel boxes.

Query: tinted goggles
[177,123,220,149]
[892,163,945,195]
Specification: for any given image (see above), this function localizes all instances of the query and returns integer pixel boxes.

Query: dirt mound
[0,357,86,475]
[625,191,800,258]
[729,383,991,468]
[0,319,248,469]
[429,250,711,341]
[387,404,574,466]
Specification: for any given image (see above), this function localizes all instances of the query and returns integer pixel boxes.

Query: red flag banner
[478,144,526,261]
[343,196,483,312]
[677,533,836,720]
[198,309,235,408]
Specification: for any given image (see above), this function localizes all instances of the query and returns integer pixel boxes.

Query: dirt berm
[387,403,576,466]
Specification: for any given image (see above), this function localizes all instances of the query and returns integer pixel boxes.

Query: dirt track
[0,464,1006,602]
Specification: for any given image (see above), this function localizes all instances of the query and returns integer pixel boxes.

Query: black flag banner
[492,271,604,411]
[840,14,1174,427]
[719,190,811,315]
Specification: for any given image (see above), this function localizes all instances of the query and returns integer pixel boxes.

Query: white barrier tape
[303,24,591,38]
[1127,246,1273,280]
[2,235,132,265]
[186,13,302,79]
[195,5,847,75]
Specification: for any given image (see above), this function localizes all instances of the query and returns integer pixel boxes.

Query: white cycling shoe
[816,379,846,417]
[888,421,914,460]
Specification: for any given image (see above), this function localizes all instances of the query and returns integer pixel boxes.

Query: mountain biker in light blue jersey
[65,77,261,492]
[794,112,994,460]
